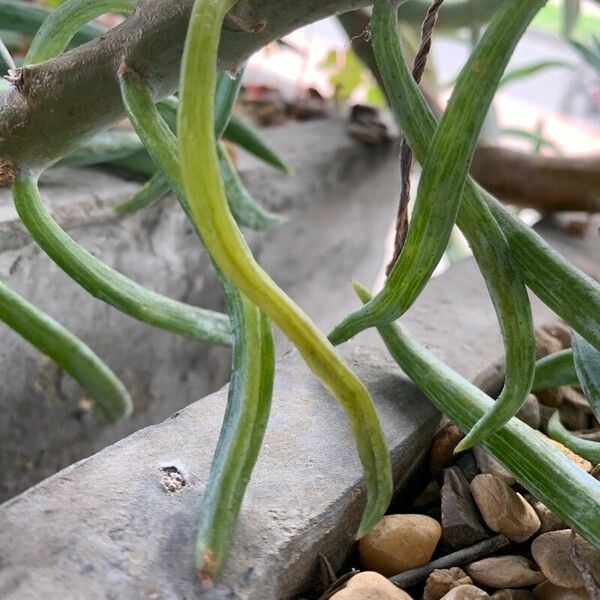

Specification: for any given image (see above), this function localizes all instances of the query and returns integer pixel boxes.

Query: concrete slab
[0,117,399,500]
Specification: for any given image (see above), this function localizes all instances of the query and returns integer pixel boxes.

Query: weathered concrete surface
[0,221,597,599]
[0,345,440,600]
[0,117,399,500]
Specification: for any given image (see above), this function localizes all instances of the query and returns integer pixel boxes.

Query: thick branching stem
[0,0,370,172]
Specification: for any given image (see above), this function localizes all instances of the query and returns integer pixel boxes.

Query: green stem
[0,279,131,422]
[547,412,600,464]
[179,0,392,538]
[353,281,600,548]
[195,279,275,583]
[330,0,546,345]
[12,174,232,346]
[532,349,578,390]
[25,0,136,65]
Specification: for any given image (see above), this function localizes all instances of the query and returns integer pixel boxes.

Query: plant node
[4,68,26,93]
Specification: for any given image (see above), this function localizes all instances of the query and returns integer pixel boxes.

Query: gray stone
[516,394,541,430]
[470,475,541,543]
[474,446,516,486]
[529,499,567,534]
[0,345,440,600]
[532,530,600,590]
[456,452,480,483]
[423,568,473,600]
[465,556,545,588]
[441,467,488,551]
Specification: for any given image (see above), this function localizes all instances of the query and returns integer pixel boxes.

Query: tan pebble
[516,394,541,429]
[558,402,589,431]
[466,556,545,589]
[541,323,571,349]
[542,435,592,472]
[429,423,465,476]
[536,387,566,408]
[423,567,473,600]
[529,499,566,534]
[473,447,516,485]
[561,387,593,415]
[358,514,441,577]
[535,330,563,359]
[470,475,540,542]
[491,591,533,599]
[330,571,411,599]
[532,530,600,589]
[533,581,590,599]
[441,584,490,599]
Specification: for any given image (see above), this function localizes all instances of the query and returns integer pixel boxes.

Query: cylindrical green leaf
[217,142,284,230]
[532,349,578,390]
[178,0,392,538]
[115,171,171,215]
[25,0,136,65]
[329,0,546,345]
[195,279,275,584]
[547,412,600,464]
[0,0,103,41]
[0,279,131,421]
[12,174,232,346]
[336,0,536,451]
[224,115,292,174]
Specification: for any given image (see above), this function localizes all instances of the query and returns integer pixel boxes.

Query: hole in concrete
[160,466,186,493]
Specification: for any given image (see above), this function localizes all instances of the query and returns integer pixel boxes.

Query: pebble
[465,556,546,588]
[413,480,441,510]
[330,571,412,599]
[558,402,589,431]
[533,581,590,599]
[536,386,566,408]
[516,394,541,430]
[441,467,488,551]
[535,330,563,358]
[561,387,593,415]
[529,499,566,534]
[473,447,516,486]
[531,529,600,589]
[470,474,540,542]
[543,436,593,472]
[423,568,473,600]
[541,323,571,348]
[491,591,533,599]
[429,423,465,476]
[358,514,442,577]
[441,584,490,599]
[456,452,480,483]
